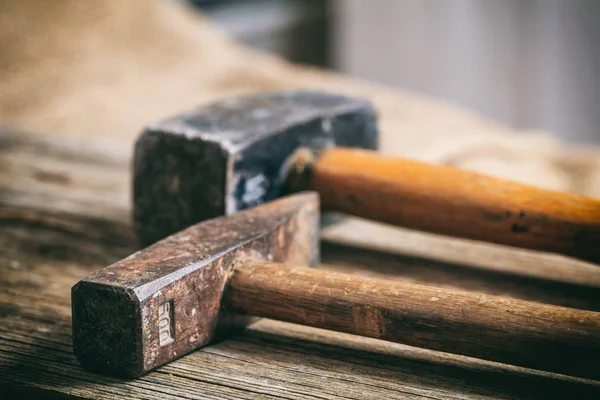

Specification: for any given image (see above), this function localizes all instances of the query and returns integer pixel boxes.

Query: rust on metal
[72,192,319,377]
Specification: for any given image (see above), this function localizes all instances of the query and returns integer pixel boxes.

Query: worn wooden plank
[2,247,600,400]
[2,130,600,399]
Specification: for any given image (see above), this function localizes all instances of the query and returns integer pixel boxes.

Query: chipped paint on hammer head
[133,90,378,245]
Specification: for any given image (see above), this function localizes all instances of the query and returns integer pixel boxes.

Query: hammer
[133,91,600,262]
[73,193,600,379]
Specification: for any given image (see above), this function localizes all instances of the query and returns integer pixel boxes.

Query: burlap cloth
[2,0,599,258]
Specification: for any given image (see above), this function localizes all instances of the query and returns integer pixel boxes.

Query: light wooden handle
[225,261,600,380]
[308,148,600,262]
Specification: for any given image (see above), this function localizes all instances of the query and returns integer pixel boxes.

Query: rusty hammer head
[133,90,377,245]
[72,192,319,377]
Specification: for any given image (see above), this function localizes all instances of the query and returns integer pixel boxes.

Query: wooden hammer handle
[226,261,600,380]
[306,148,600,262]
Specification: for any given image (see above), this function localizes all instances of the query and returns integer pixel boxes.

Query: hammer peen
[73,193,600,379]
[133,91,600,262]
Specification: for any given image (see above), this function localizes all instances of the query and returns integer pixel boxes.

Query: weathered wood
[321,240,600,311]
[311,147,600,263]
[3,130,600,399]
[227,262,600,380]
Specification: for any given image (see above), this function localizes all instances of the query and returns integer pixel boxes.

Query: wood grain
[226,261,600,380]
[310,147,600,263]
[3,130,600,399]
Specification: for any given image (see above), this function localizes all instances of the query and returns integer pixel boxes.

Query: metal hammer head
[133,90,377,245]
[72,192,319,377]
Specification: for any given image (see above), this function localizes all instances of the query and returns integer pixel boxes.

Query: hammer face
[72,193,319,377]
[134,90,377,245]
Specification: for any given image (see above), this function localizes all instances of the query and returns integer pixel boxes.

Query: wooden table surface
[2,129,600,399]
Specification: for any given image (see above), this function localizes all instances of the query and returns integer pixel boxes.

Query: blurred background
[192,0,600,145]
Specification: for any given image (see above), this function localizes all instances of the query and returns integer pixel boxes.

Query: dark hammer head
[133,90,378,245]
[72,192,319,377]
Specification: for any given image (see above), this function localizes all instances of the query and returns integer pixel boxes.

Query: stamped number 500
[158,301,174,346]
